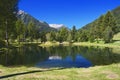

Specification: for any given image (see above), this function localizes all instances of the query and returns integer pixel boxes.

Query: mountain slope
[17,10,56,32]
[81,6,120,31]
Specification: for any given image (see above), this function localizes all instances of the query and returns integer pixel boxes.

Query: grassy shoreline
[0,63,120,80]
[0,40,120,48]
[73,42,120,48]
[39,41,120,48]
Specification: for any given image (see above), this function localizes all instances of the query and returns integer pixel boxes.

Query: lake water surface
[0,44,120,68]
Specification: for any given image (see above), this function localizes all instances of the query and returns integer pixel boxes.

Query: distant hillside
[17,10,56,32]
[81,6,120,31]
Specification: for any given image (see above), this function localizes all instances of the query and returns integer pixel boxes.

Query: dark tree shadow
[0,68,65,79]
[111,40,120,43]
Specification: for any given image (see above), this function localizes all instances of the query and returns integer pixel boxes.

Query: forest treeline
[0,0,120,47]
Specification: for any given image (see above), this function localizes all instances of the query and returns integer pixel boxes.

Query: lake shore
[0,41,120,51]
[39,41,120,48]
[73,42,120,48]
[0,63,120,80]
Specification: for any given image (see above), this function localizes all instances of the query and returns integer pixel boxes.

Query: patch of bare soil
[102,71,119,79]
[106,74,119,79]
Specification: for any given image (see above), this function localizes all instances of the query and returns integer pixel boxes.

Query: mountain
[81,6,120,31]
[17,10,56,32]
[49,24,66,30]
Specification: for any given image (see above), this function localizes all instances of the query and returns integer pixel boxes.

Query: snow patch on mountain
[17,10,27,15]
[49,24,65,29]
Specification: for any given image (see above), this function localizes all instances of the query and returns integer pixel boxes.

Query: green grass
[73,42,120,48]
[39,41,71,47]
[38,41,120,48]
[0,63,120,80]
[39,41,60,47]
[113,32,120,40]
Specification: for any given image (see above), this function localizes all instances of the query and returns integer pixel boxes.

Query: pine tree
[27,21,36,42]
[58,27,69,42]
[71,26,77,42]
[40,32,47,43]
[97,15,105,38]
[0,0,19,46]
[50,31,56,41]
[103,26,113,43]
[67,31,72,42]
[46,33,51,41]
[16,20,25,44]
[89,28,96,42]
[77,30,89,42]
[103,11,117,43]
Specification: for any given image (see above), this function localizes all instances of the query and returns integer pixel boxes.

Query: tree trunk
[23,33,26,43]
[5,20,9,47]
[19,36,20,44]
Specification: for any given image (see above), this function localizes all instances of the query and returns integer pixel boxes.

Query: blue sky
[19,0,120,29]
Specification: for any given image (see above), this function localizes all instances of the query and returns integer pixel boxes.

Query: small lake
[0,44,120,68]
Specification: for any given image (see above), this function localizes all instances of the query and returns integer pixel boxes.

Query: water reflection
[36,55,92,68]
[49,56,62,60]
[0,45,49,66]
[0,45,120,68]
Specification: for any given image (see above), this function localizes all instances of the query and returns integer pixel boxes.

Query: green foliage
[46,31,56,41]
[103,26,113,43]
[96,15,104,38]
[71,26,77,41]
[67,31,72,42]
[0,0,19,45]
[112,6,120,32]
[46,33,52,41]
[56,27,69,43]
[79,11,117,43]
[15,20,25,42]
[77,30,89,42]
[51,31,56,41]
[102,11,117,43]
[40,32,47,43]
[27,21,37,41]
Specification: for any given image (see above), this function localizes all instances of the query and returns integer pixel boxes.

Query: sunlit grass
[113,32,120,40]
[39,40,120,48]
[73,42,120,48]
[39,41,60,47]
[0,63,120,80]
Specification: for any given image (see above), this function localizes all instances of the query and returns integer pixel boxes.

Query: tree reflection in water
[0,45,120,68]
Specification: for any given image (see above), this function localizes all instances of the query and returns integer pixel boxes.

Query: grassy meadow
[0,63,120,80]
